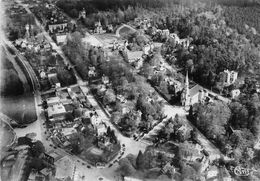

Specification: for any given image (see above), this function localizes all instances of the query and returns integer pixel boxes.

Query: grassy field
[119,26,135,37]
[0,93,37,124]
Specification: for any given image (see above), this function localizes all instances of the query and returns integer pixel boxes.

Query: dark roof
[49,75,59,85]
[64,104,75,112]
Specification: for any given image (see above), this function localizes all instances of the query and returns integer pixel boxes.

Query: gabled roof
[189,84,203,97]
[127,51,143,61]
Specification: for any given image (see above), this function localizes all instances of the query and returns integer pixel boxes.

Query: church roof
[189,84,203,97]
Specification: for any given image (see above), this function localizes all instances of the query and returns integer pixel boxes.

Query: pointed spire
[185,71,189,87]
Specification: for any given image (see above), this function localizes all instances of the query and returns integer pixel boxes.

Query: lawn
[0,93,37,124]
[119,26,135,37]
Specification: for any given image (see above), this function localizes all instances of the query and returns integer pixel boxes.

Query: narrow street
[16,0,83,85]
[9,2,149,180]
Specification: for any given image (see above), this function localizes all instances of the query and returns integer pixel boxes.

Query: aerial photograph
[1,0,260,180]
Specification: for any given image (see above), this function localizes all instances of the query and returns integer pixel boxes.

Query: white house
[231,89,240,99]
[55,33,67,44]
[47,103,66,120]
[223,70,238,86]
[46,96,60,106]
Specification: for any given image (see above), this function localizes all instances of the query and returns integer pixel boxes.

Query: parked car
[96,162,105,169]
[202,149,209,157]
[108,163,113,167]
[13,124,27,128]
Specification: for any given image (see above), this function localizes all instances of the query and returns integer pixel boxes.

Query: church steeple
[185,71,189,90]
[181,71,190,108]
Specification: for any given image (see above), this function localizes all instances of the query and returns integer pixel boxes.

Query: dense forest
[189,80,260,167]
[223,6,260,45]
[56,0,166,18]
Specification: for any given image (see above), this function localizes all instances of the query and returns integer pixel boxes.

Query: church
[181,72,210,109]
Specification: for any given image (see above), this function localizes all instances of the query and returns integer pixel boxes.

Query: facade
[181,72,191,108]
[168,33,192,49]
[94,21,105,34]
[48,73,61,88]
[126,50,143,63]
[223,70,238,86]
[162,29,170,37]
[47,103,66,120]
[48,22,68,33]
[55,33,67,44]
[46,96,60,106]
[231,89,240,99]
[142,42,154,55]
[78,8,86,19]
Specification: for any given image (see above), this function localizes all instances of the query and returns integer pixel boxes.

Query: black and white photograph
[1,0,260,180]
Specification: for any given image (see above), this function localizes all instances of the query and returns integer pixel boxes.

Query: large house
[47,103,66,121]
[48,73,61,89]
[168,33,192,49]
[48,22,68,33]
[55,33,67,44]
[78,8,86,19]
[223,70,238,86]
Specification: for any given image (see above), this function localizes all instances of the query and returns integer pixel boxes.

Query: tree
[229,129,255,151]
[117,9,125,23]
[159,81,169,95]
[126,154,137,168]
[186,59,194,73]
[157,152,168,169]
[30,157,44,170]
[136,150,145,170]
[117,158,136,176]
[110,130,117,143]
[17,137,33,147]
[190,128,199,144]
[107,126,111,136]
[31,141,45,157]
[178,141,200,161]
[229,102,249,129]
[192,101,231,142]
[103,89,116,105]
[57,68,76,86]
[180,163,199,181]
[1,69,24,96]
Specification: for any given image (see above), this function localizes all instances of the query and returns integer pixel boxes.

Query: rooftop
[127,51,143,61]
[47,103,66,118]
[189,84,204,97]
[46,96,60,106]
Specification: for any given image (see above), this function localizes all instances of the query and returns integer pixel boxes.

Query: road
[10,1,149,180]
[110,24,223,161]
[16,0,149,155]
[11,1,223,180]
[16,0,83,85]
